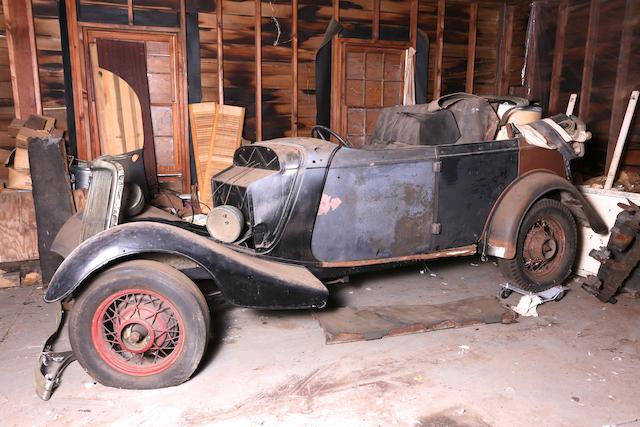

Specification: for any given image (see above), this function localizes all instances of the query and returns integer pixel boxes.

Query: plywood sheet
[0,190,38,263]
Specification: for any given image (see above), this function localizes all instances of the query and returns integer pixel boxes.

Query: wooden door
[332,40,409,148]
[85,29,187,192]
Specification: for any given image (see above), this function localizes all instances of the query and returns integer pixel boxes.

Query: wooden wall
[194,0,526,142]
[525,0,640,176]
[2,0,530,153]
[0,0,16,148]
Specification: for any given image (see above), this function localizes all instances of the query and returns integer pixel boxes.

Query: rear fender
[45,222,328,309]
[483,170,607,259]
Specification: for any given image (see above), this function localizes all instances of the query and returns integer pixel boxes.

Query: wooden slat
[579,0,600,121]
[202,104,245,207]
[607,0,637,169]
[255,0,262,141]
[465,1,478,94]
[291,0,298,136]
[2,0,41,118]
[409,0,418,48]
[216,0,225,104]
[548,0,568,113]
[496,4,514,96]
[373,0,380,41]
[433,0,445,98]
[188,101,217,197]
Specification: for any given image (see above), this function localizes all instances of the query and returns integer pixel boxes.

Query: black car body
[37,96,607,398]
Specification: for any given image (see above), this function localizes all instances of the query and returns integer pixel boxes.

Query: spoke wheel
[498,198,577,293]
[92,289,184,376]
[70,260,209,389]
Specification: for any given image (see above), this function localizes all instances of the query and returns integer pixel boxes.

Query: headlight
[206,205,244,243]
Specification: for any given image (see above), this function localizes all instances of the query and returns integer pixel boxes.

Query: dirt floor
[1,257,639,426]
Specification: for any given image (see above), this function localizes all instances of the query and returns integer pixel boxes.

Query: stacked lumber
[0,114,64,190]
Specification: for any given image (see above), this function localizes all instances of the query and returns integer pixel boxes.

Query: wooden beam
[606,0,637,169]
[496,4,514,96]
[333,0,339,21]
[65,0,91,160]
[128,0,133,25]
[2,0,41,118]
[409,0,418,48]
[216,0,225,104]
[465,1,478,94]
[291,0,299,136]
[433,0,445,99]
[178,0,190,192]
[373,0,380,41]
[579,0,600,121]
[548,0,568,113]
[255,0,262,141]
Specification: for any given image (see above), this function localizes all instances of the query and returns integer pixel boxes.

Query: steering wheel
[311,125,352,148]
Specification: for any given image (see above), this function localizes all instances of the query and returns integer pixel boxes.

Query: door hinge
[431,223,441,234]
[434,161,442,173]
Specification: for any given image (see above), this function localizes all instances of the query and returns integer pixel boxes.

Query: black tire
[69,260,210,389]
[498,198,577,292]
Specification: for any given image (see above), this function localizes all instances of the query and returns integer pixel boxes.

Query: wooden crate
[0,189,38,263]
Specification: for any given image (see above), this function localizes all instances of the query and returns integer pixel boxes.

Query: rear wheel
[498,198,577,292]
[69,260,210,389]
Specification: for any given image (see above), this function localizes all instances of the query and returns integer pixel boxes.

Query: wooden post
[373,0,380,41]
[2,0,41,118]
[548,0,568,113]
[496,4,514,96]
[606,0,636,169]
[433,0,445,99]
[64,0,91,160]
[216,0,225,104]
[409,0,418,48]
[178,0,190,192]
[291,0,299,136]
[255,0,262,141]
[579,0,600,121]
[465,1,478,94]
[127,0,133,25]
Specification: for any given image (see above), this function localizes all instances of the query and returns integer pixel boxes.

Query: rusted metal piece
[583,200,640,303]
[484,170,607,259]
[522,216,566,280]
[319,245,477,268]
[314,296,515,344]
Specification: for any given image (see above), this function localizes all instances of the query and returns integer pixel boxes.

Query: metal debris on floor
[314,296,517,344]
[500,284,568,317]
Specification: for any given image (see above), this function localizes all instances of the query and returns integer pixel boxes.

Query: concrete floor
[1,257,639,427]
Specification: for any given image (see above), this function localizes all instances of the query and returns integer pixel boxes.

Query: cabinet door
[333,40,407,148]
[86,29,187,192]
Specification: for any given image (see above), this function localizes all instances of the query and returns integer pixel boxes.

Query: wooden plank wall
[11,0,527,147]
[194,0,523,141]
[0,0,16,148]
[526,0,640,175]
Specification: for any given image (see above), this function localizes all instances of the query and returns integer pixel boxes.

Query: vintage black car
[36,95,607,399]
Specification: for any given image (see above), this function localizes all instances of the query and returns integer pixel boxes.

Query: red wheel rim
[522,216,567,281]
[91,288,184,376]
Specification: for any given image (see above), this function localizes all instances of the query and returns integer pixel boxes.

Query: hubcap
[91,289,184,376]
[522,217,566,279]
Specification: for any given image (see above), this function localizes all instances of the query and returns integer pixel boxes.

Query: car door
[433,139,520,250]
[311,145,438,264]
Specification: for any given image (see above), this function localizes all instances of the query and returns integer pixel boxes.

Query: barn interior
[0,0,639,425]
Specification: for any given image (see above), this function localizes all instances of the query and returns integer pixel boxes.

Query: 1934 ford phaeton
[36,94,606,399]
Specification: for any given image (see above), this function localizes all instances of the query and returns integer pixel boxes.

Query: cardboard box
[7,168,31,190]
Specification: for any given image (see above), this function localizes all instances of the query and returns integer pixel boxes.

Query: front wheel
[498,198,577,293]
[69,260,210,389]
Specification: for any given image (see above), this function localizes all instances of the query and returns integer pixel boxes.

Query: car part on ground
[582,200,640,303]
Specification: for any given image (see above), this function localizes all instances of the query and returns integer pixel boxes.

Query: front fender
[484,170,607,259]
[45,222,328,309]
